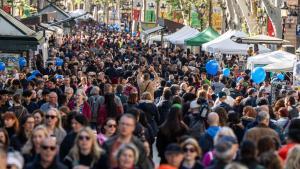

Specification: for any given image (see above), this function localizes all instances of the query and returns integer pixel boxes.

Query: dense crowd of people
[0,21,300,169]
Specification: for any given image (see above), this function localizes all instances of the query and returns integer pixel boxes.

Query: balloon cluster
[205,60,219,76]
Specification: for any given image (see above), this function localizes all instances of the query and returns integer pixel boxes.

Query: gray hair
[65,87,74,94]
[116,143,139,164]
[90,86,100,96]
[257,111,270,123]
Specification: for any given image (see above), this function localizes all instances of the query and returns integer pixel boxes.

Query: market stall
[164,26,199,45]
[184,27,220,46]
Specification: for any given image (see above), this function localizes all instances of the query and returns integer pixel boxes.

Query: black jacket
[24,155,68,169]
[64,152,108,169]
[59,132,77,162]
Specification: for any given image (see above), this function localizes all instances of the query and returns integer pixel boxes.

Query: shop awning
[185,27,220,46]
[0,35,40,51]
[142,25,164,35]
[231,34,289,44]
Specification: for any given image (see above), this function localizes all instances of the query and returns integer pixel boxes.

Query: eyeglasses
[183,147,196,153]
[107,124,117,128]
[41,145,56,151]
[78,135,90,141]
[45,115,57,119]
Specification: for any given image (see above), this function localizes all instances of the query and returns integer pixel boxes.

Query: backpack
[188,114,206,140]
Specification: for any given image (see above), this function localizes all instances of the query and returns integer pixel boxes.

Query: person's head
[141,92,153,101]
[63,77,71,86]
[40,137,58,164]
[6,151,24,169]
[64,87,74,100]
[214,127,238,153]
[90,86,100,96]
[287,118,300,143]
[103,118,117,136]
[259,151,283,169]
[180,138,202,161]
[128,92,139,104]
[75,89,87,103]
[45,108,62,129]
[247,88,257,97]
[224,162,248,169]
[104,83,113,94]
[33,109,44,126]
[48,92,58,105]
[116,84,124,94]
[116,143,139,169]
[240,140,257,160]
[285,145,300,169]
[218,91,227,102]
[143,72,150,81]
[207,112,220,126]
[257,111,270,126]
[22,90,32,102]
[214,136,237,163]
[3,112,19,132]
[0,128,9,150]
[118,114,136,138]
[189,100,200,114]
[285,96,296,107]
[164,143,184,168]
[214,107,228,126]
[27,125,49,153]
[21,115,35,133]
[288,90,298,101]
[71,114,88,133]
[257,136,277,156]
[243,106,257,118]
[278,107,289,118]
[163,88,172,100]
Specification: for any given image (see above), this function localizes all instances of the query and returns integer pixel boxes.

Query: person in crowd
[156,105,189,164]
[275,107,290,133]
[243,111,280,146]
[22,125,49,163]
[24,136,68,169]
[241,106,257,127]
[87,86,102,127]
[43,108,66,145]
[33,109,44,126]
[8,94,28,120]
[159,143,184,169]
[3,111,20,139]
[232,96,244,117]
[285,96,299,119]
[278,118,300,161]
[157,88,173,125]
[285,145,300,169]
[103,114,153,169]
[22,90,39,114]
[10,115,35,151]
[125,92,139,112]
[40,92,59,113]
[64,127,108,169]
[257,136,278,157]
[60,113,88,161]
[179,138,204,169]
[0,128,10,151]
[113,143,140,169]
[238,140,264,169]
[6,151,24,169]
[258,151,283,169]
[68,89,92,121]
[227,111,244,143]
[97,118,117,145]
[137,66,160,99]
[241,88,257,108]
[213,92,232,112]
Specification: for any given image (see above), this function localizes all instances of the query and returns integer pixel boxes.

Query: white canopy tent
[202,30,271,55]
[247,50,297,70]
[147,35,165,44]
[69,9,94,20]
[263,62,295,72]
[164,26,199,45]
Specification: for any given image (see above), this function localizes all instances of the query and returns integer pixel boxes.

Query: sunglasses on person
[41,145,56,151]
[107,124,117,128]
[78,135,90,141]
[46,115,57,119]
[183,147,196,153]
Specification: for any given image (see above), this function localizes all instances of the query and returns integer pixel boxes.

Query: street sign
[296,24,300,37]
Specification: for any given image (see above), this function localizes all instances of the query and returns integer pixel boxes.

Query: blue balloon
[132,32,137,36]
[251,67,266,84]
[31,70,40,76]
[223,68,230,77]
[55,74,64,79]
[125,27,130,32]
[19,57,27,67]
[0,62,5,71]
[205,60,219,76]
[27,75,36,81]
[55,58,63,66]
[277,73,284,81]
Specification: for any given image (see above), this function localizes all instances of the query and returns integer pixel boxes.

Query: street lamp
[281,1,289,39]
[149,2,155,22]
[160,3,166,19]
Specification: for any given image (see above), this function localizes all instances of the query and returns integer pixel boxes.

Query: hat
[22,90,32,97]
[7,151,24,169]
[165,143,183,155]
[218,91,227,98]
[288,118,300,142]
[190,100,200,109]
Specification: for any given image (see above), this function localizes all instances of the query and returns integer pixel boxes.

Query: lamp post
[136,2,142,32]
[149,2,155,22]
[160,3,166,19]
[281,1,289,39]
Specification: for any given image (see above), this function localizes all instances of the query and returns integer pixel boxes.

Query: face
[74,93,84,102]
[165,153,184,168]
[183,144,198,161]
[34,113,43,125]
[32,130,47,150]
[71,119,83,133]
[49,93,58,105]
[45,110,58,127]
[104,119,117,136]
[0,132,6,143]
[119,116,135,137]
[64,78,70,85]
[4,118,15,128]
[119,149,135,169]
[78,131,93,152]
[24,117,35,132]
[40,138,57,163]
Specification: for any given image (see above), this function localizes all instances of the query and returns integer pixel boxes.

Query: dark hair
[288,118,300,143]
[240,140,256,161]
[163,88,172,100]
[101,117,117,134]
[105,93,118,118]
[257,136,277,156]
[0,128,9,151]
[257,98,269,106]
[160,80,166,87]
[172,95,182,105]
[286,96,296,105]
[259,151,283,169]
[214,107,228,126]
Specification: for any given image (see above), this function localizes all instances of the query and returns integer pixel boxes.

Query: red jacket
[278,143,297,161]
[68,101,91,121]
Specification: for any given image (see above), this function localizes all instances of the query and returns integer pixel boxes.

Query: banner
[267,17,275,37]
[212,0,222,31]
[145,10,155,22]
[3,5,11,14]
[132,9,140,21]
[191,12,201,27]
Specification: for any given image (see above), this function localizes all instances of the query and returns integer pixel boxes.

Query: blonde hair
[116,143,139,165]
[76,89,88,101]
[141,92,153,101]
[180,138,202,157]
[68,127,104,166]
[46,108,64,129]
[285,145,300,169]
[22,125,49,155]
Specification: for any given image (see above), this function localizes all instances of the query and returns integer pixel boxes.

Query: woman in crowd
[32,109,44,126]
[179,138,204,169]
[241,106,257,128]
[22,125,49,163]
[238,140,264,169]
[64,127,108,169]
[97,118,117,145]
[285,145,300,169]
[0,128,10,151]
[3,111,20,139]
[44,108,66,145]
[125,92,139,113]
[10,115,35,151]
[113,143,140,169]
[68,89,91,121]
[156,105,189,164]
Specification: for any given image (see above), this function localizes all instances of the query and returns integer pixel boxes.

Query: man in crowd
[40,92,59,112]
